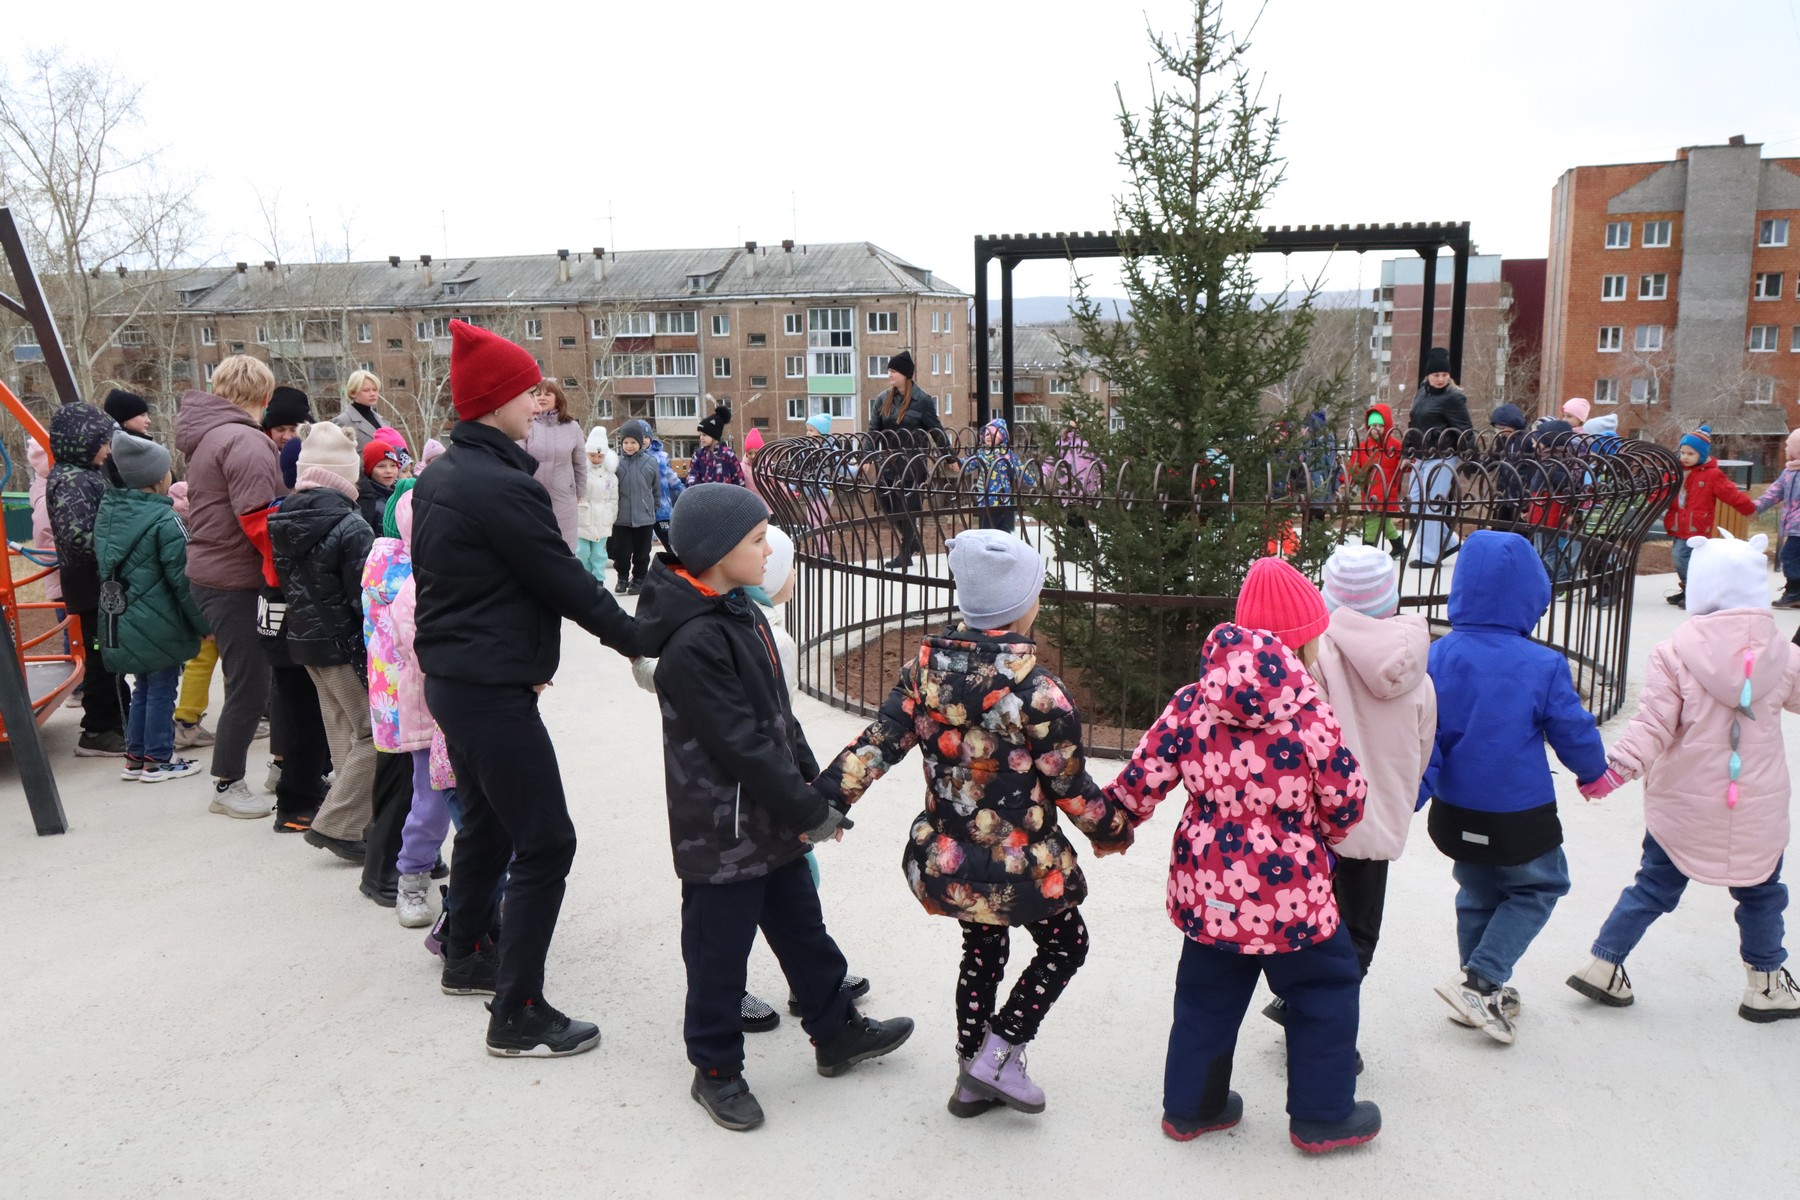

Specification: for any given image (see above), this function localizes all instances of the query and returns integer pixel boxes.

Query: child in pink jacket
[1569,531,1800,1021]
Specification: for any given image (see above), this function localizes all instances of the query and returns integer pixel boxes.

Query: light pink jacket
[1608,609,1800,887]
[26,436,60,600]
[1311,608,1436,860]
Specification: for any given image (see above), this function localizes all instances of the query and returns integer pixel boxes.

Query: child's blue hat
[1679,423,1712,463]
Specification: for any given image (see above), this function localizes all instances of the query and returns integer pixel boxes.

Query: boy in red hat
[411,320,644,1058]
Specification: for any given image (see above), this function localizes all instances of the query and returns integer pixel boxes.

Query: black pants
[977,506,1016,534]
[956,908,1089,1059]
[362,749,415,892]
[1333,858,1390,978]
[268,663,329,816]
[681,855,852,1073]
[610,523,654,585]
[72,608,125,735]
[429,676,576,1014]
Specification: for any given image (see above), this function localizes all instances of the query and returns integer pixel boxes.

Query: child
[687,402,745,485]
[1424,530,1608,1043]
[1665,423,1754,608]
[166,482,219,751]
[95,431,209,782]
[1567,532,1800,1020]
[814,529,1131,1117]
[1752,428,1800,607]
[634,483,913,1132]
[1348,404,1405,558]
[103,388,153,437]
[1261,545,1433,1038]
[650,430,687,551]
[359,437,406,531]
[959,417,1023,533]
[46,402,129,755]
[741,428,766,504]
[269,422,378,861]
[576,425,619,581]
[611,419,660,594]
[1102,557,1376,1153]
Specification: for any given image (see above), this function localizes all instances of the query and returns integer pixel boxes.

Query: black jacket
[1405,383,1473,456]
[412,420,639,685]
[45,403,119,612]
[634,555,825,884]
[268,486,374,668]
[357,475,394,533]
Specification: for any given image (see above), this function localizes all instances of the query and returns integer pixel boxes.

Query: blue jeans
[1593,832,1787,972]
[1671,537,1693,585]
[126,666,181,762]
[1780,535,1800,591]
[1452,847,1571,986]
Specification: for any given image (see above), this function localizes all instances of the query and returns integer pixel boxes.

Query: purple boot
[947,1057,1005,1118]
[959,1027,1046,1114]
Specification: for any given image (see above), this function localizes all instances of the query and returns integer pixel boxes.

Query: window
[867,311,898,334]
[784,313,803,336]
[357,361,373,373]
[229,342,245,353]
[711,313,730,337]
[1750,325,1780,352]
[989,377,1003,394]
[786,396,806,420]
[524,318,543,340]
[199,325,215,345]
[626,398,653,419]
[115,324,148,347]
[387,338,403,351]
[1593,379,1618,406]
[808,307,854,351]
[602,353,653,377]
[1643,220,1672,247]
[943,349,951,374]
[416,317,452,340]
[1605,221,1631,249]
[255,325,271,345]
[809,394,855,419]
[748,375,768,388]
[1754,272,1784,300]
[655,311,698,335]
[1597,326,1623,352]
[1638,273,1668,300]
[654,353,698,376]
[1601,275,1627,301]
[940,392,952,416]
[930,353,940,376]
[1760,218,1790,247]
[389,378,408,390]
[356,322,372,343]
[811,351,853,376]
[203,362,216,383]
[1753,378,1777,406]
[1629,377,1658,405]
[1793,326,1800,351]
[867,355,890,377]
[1109,407,1125,432]
[559,377,578,390]
[1049,377,1071,394]
[602,312,654,338]
[785,354,805,378]
[1634,324,1664,352]
[592,397,613,419]
[1015,404,1051,425]
[655,394,699,419]
[747,332,766,347]
[712,356,731,378]
[930,311,940,334]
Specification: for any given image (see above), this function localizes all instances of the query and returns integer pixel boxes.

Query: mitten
[1578,768,1624,800]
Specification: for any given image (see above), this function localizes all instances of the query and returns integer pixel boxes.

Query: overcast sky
[6,0,1798,303]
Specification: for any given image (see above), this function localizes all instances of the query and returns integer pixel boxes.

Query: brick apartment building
[1369,254,1527,413]
[1542,137,1800,466]
[980,324,1112,436]
[53,241,969,457]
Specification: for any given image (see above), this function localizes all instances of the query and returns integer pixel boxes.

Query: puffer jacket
[1405,381,1473,456]
[687,441,745,486]
[1666,459,1754,539]
[525,411,587,550]
[45,403,118,611]
[961,420,1023,508]
[362,491,432,752]
[1348,404,1404,513]
[1102,624,1367,954]
[578,429,619,539]
[615,434,662,528]
[175,389,287,591]
[1608,609,1800,886]
[26,435,61,600]
[269,483,374,669]
[652,438,685,522]
[1312,608,1435,860]
[634,555,824,885]
[870,384,944,490]
[815,625,1134,927]
[93,487,207,675]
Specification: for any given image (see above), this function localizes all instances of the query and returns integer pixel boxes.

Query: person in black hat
[1403,347,1471,568]
[104,388,152,436]
[687,400,745,485]
[867,349,945,570]
[262,385,313,450]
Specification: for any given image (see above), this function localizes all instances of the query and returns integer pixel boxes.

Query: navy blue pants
[1164,928,1361,1124]
[681,855,852,1073]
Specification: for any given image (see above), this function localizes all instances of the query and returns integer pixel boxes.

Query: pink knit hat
[1561,396,1591,425]
[1236,556,1330,648]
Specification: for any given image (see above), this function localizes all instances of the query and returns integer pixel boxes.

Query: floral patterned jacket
[686,442,746,486]
[815,625,1134,926]
[1102,624,1367,954]
[361,533,432,753]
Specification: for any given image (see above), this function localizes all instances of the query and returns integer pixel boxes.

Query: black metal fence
[753,426,1678,757]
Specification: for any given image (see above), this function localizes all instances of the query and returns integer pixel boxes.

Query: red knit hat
[449,319,540,420]
[362,439,400,475]
[1235,556,1330,648]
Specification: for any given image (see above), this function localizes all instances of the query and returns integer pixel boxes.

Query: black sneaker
[75,729,129,757]
[691,1068,765,1131]
[485,999,600,1058]
[273,808,315,833]
[441,944,498,996]
[360,876,398,907]
[813,1013,914,1078]
[788,974,871,1015]
[1162,1090,1243,1141]
[303,828,366,862]
[1289,1100,1382,1153]
[614,580,630,594]
[430,856,450,880]
[741,992,780,1033]
[1262,996,1288,1026]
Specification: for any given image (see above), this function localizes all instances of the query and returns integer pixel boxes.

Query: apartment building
[1542,137,1800,461]
[62,241,969,457]
[1368,254,1519,410]
[981,324,1112,435]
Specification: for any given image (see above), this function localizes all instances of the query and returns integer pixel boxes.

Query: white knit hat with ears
[1685,530,1771,615]
[586,425,611,453]
[762,526,795,595]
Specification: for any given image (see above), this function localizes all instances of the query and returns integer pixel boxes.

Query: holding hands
[1578,767,1625,801]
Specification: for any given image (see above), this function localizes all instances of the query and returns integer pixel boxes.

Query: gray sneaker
[208,778,272,819]
[396,873,435,928]
[173,720,216,749]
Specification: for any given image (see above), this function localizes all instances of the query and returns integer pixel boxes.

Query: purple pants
[397,747,454,876]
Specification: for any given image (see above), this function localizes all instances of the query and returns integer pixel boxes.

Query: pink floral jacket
[1102,624,1367,954]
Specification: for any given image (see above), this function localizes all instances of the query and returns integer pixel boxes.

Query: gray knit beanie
[110,430,171,489]
[670,483,770,573]
[948,529,1044,630]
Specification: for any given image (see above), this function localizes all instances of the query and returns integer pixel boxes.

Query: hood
[269,487,354,558]
[1670,610,1787,711]
[586,425,611,454]
[363,536,411,607]
[917,625,1037,707]
[1195,622,1320,730]
[1325,608,1429,700]
[1583,414,1618,437]
[1489,403,1526,431]
[1446,530,1548,633]
[49,403,117,467]
[175,389,258,459]
[26,435,50,479]
[1364,403,1394,430]
[168,480,190,518]
[393,488,415,545]
[983,417,1010,446]
[631,555,745,656]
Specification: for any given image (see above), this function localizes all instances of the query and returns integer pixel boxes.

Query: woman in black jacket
[867,350,944,569]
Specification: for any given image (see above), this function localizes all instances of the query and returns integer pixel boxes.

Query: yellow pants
[174,637,218,726]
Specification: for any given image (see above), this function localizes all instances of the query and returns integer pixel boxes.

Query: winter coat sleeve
[1019,673,1134,850]
[1444,393,1474,435]
[1541,658,1609,785]
[491,490,641,658]
[1100,689,1193,825]
[814,665,923,808]
[162,517,208,640]
[571,432,587,501]
[1751,470,1795,514]
[223,431,287,517]
[1301,701,1367,844]
[339,517,376,624]
[1715,471,1756,517]
[1606,644,1683,782]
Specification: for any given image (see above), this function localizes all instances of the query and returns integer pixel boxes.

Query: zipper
[734,783,742,839]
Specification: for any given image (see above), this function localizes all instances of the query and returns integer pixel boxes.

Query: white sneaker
[1566,956,1634,1007]
[396,872,435,928]
[1740,965,1800,1023]
[141,757,203,784]
[208,778,272,819]
[263,759,282,794]
[1435,976,1516,1044]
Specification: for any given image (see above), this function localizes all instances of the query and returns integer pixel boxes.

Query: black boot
[1290,1100,1382,1153]
[360,751,414,906]
[813,1012,914,1077]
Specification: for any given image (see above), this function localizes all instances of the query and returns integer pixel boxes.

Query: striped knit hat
[1679,423,1713,463]
[1322,544,1401,619]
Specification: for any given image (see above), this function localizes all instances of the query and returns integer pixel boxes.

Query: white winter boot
[1566,956,1634,1007]
[396,873,435,928]
[1739,965,1800,1023]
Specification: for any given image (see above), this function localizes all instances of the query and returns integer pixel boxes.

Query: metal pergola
[972,221,1474,426]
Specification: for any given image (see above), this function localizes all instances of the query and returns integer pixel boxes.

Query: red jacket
[1665,460,1754,539]
[1348,404,1404,513]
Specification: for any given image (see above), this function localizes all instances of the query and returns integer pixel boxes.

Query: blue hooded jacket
[1426,530,1606,814]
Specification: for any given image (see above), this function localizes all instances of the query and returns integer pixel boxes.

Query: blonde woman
[334,369,384,449]
[524,379,588,550]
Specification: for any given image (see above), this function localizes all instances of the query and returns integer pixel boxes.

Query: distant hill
[989,290,1364,324]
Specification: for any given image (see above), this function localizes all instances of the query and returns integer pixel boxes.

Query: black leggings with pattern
[955,908,1090,1060]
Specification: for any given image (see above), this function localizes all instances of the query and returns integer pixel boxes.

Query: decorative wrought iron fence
[753,426,1678,757]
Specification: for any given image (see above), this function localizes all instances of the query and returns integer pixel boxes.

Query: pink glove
[1578,768,1624,800]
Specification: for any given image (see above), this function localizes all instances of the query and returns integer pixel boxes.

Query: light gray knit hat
[949,529,1044,630]
[1322,543,1400,618]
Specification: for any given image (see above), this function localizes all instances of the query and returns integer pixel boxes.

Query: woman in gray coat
[524,379,588,550]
